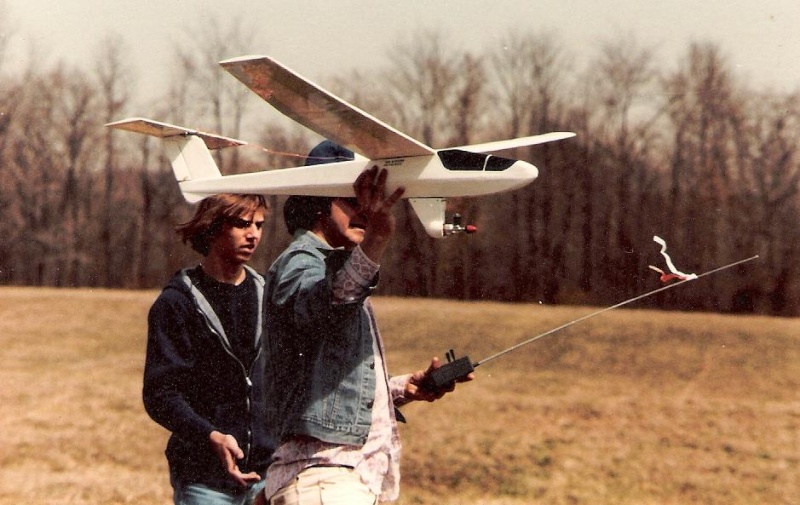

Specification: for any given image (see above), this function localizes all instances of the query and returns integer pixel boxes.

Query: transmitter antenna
[475,254,759,366]
[422,255,759,391]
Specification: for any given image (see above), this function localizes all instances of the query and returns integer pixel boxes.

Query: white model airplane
[107,55,575,238]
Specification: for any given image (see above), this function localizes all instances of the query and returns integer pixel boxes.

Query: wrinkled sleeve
[331,246,379,304]
[389,374,412,407]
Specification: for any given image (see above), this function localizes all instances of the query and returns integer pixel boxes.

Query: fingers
[226,457,262,486]
[353,166,403,210]
[236,471,263,485]
[406,381,446,402]
[353,166,379,205]
[231,444,245,461]
[353,167,374,205]
[426,356,442,372]
[457,372,475,383]
[384,186,406,209]
[229,470,261,487]
[210,431,259,487]
[373,166,390,201]
[223,434,245,460]
[404,357,453,402]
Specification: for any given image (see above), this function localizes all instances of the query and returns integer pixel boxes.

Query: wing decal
[220,55,434,160]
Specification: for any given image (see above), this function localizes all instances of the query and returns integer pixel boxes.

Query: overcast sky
[6,0,800,103]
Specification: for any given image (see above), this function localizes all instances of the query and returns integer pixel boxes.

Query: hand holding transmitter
[421,348,476,392]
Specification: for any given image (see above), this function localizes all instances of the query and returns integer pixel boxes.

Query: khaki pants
[269,466,378,505]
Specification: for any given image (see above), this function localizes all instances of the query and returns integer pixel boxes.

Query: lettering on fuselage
[382,158,405,168]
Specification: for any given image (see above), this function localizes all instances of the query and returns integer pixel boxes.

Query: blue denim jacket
[264,231,378,446]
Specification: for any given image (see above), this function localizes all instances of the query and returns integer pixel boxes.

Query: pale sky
[6,0,800,103]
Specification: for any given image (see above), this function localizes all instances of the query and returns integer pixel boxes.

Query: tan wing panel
[220,55,433,160]
[106,118,246,150]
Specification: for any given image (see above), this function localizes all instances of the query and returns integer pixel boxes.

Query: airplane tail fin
[162,135,221,202]
[105,118,246,202]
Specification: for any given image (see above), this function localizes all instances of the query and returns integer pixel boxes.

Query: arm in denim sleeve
[270,243,379,328]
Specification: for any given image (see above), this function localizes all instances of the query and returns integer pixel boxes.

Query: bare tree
[171,15,260,173]
[440,54,488,298]
[383,30,459,147]
[490,30,572,302]
[377,31,463,296]
[734,92,800,313]
[96,35,133,286]
[663,42,743,309]
[0,0,13,72]
[0,21,798,316]
[1,65,100,286]
[584,34,662,298]
[57,68,102,286]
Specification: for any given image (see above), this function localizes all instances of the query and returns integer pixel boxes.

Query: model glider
[107,55,575,238]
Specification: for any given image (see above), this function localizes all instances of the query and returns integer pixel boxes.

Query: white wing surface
[220,55,434,160]
[452,132,576,154]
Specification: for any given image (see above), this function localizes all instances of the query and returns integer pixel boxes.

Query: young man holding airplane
[103,52,567,505]
[143,194,274,505]
[258,141,471,505]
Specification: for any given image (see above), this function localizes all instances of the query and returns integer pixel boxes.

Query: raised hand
[355,166,405,262]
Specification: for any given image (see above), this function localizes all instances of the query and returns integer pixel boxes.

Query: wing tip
[219,54,270,66]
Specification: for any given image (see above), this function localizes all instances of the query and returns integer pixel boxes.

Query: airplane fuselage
[179,149,539,200]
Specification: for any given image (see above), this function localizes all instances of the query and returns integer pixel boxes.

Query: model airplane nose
[510,159,539,186]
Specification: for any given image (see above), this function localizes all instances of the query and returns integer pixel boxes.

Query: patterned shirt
[264,244,410,502]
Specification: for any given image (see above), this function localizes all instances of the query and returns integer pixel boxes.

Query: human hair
[282,140,354,236]
[176,194,269,256]
[283,195,333,235]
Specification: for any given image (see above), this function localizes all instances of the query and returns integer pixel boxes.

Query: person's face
[320,198,366,249]
[208,209,266,264]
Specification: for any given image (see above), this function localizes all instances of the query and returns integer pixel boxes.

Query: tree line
[1,20,798,316]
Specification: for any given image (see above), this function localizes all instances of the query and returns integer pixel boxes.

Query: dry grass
[1,287,798,504]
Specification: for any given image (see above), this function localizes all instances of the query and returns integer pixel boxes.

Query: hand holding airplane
[107,55,575,238]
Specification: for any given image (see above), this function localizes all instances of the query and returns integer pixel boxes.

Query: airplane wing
[452,131,576,154]
[105,117,247,150]
[220,55,434,160]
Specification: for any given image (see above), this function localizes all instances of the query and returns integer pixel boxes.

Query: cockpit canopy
[437,149,517,171]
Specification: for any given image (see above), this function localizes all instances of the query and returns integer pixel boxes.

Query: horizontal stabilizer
[453,131,576,154]
[106,118,228,202]
[105,117,246,150]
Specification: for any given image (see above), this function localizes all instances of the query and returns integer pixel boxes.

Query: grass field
[1,287,798,504]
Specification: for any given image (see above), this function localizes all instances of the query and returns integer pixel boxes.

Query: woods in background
[0,21,797,316]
